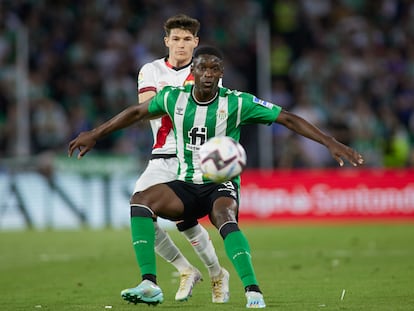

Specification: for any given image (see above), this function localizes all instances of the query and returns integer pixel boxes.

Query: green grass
[1,223,414,310]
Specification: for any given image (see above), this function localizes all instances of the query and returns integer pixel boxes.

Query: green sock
[130,216,156,276]
[224,230,258,287]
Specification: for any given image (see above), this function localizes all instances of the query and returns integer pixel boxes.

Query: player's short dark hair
[194,46,224,60]
[164,14,200,37]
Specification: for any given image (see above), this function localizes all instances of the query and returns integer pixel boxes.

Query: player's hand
[326,138,364,167]
[68,131,97,159]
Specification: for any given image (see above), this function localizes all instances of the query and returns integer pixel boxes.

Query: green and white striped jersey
[148,84,282,184]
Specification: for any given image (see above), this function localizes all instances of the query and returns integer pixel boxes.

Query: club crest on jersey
[253,96,273,109]
[217,109,228,120]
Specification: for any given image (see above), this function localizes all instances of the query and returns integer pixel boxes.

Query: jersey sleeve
[148,86,178,116]
[240,93,282,125]
[148,87,169,115]
[138,62,157,93]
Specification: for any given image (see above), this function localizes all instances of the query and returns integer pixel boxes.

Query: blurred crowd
[0,0,413,169]
[268,0,414,168]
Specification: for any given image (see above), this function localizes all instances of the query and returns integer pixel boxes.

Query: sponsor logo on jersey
[186,143,200,152]
[253,96,273,109]
[175,106,184,115]
[186,127,207,152]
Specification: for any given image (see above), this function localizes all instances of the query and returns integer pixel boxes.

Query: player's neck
[192,86,218,104]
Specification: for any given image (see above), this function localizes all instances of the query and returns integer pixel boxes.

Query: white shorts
[133,157,178,194]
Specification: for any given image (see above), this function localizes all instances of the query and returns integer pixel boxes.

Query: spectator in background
[379,104,410,167]
[271,36,294,80]
[0,82,11,156]
[284,87,331,168]
[348,96,383,167]
[0,0,412,167]
[31,98,69,153]
[277,0,414,168]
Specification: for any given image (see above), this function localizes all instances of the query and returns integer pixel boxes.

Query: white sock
[182,224,222,277]
[154,221,192,273]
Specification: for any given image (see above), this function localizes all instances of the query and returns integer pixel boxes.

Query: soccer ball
[199,136,247,183]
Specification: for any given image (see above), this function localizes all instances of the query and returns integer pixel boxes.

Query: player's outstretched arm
[275,110,364,167]
[68,103,151,159]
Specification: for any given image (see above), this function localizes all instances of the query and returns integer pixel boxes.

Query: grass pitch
[1,223,413,310]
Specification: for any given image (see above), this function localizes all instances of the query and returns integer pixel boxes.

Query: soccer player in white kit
[133,14,229,303]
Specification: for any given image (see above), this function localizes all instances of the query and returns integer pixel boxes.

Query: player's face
[192,55,224,100]
[164,29,199,67]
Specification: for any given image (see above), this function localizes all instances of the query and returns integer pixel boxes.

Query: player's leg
[155,220,202,301]
[177,219,229,303]
[121,183,186,305]
[153,221,194,272]
[177,219,221,277]
[121,203,162,305]
[131,158,202,300]
[209,184,266,308]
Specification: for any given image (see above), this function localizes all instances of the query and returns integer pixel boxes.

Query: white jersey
[138,57,194,155]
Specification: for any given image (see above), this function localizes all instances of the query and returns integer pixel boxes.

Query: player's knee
[211,197,238,226]
[130,204,154,218]
[130,191,158,217]
[130,191,142,204]
[130,191,155,208]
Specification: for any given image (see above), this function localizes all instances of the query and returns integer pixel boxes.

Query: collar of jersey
[164,57,193,71]
[191,86,218,106]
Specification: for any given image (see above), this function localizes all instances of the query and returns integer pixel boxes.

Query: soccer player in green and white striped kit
[69,46,364,308]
